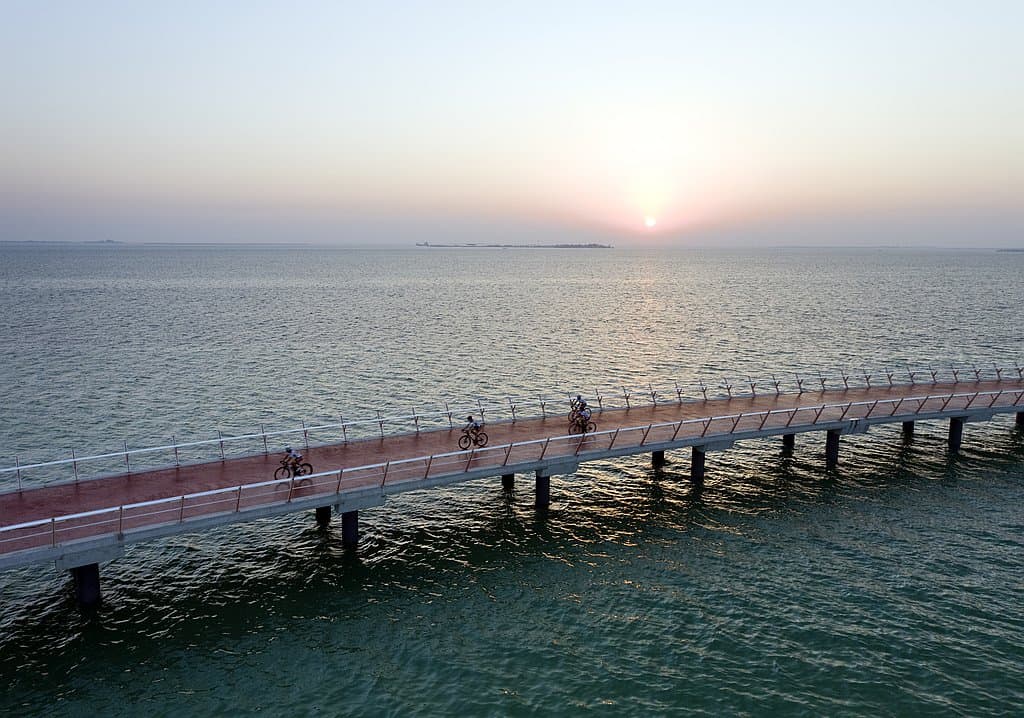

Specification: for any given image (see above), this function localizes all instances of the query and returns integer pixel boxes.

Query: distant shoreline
[414,242,613,249]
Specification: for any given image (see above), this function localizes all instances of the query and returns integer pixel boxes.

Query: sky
[1,1,1022,246]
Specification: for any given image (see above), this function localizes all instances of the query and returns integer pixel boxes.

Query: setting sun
[644,217,657,228]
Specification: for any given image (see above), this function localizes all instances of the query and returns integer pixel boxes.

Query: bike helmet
[467,415,473,421]
[285,447,292,452]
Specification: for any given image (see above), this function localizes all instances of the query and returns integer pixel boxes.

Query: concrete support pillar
[652,450,665,468]
[825,430,840,469]
[948,417,964,454]
[781,434,795,452]
[1016,412,1024,427]
[315,506,332,525]
[502,473,514,492]
[902,421,915,440]
[341,510,359,546]
[71,563,101,608]
[535,471,551,508]
[690,447,706,484]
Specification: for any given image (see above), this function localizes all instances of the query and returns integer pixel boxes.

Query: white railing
[2,360,1021,491]
[2,387,1023,558]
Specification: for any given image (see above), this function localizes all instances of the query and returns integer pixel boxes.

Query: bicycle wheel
[569,422,582,435]
[458,434,472,450]
[474,431,488,447]
[585,422,597,433]
[298,463,313,476]
[274,466,290,480]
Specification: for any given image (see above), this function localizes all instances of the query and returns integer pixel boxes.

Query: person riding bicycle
[465,415,483,435]
[283,446,303,470]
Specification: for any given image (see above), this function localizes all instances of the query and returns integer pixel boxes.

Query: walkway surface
[3,378,1020,532]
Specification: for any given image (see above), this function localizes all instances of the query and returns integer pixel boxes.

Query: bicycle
[274,458,314,481]
[458,428,489,450]
[569,417,597,434]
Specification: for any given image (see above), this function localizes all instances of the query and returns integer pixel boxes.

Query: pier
[1,366,1022,606]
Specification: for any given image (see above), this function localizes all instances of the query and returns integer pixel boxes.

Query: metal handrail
[3,387,1022,550]
[2,360,1021,488]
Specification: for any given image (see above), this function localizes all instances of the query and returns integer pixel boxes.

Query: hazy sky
[1,1,1022,246]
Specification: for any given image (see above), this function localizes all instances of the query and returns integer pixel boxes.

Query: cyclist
[283,446,303,470]
[465,415,483,434]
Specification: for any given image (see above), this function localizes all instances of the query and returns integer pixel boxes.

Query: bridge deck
[3,379,1020,532]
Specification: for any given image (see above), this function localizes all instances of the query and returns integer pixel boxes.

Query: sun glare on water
[644,217,657,228]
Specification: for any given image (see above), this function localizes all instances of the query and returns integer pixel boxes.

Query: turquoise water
[1,245,1023,716]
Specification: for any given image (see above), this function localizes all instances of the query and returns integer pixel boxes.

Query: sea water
[1,244,1022,716]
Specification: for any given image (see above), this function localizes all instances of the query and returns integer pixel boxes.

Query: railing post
[302,420,310,449]
[608,428,620,450]
[50,517,56,546]
[730,414,743,432]
[701,418,713,437]
[699,379,709,400]
[940,394,955,411]
[951,367,960,383]
[841,370,849,390]
[595,389,603,411]
[813,405,825,423]
[864,400,878,418]
[413,409,420,435]
[376,411,385,439]
[771,375,781,396]
[340,416,348,444]
[124,441,131,473]
[675,382,684,404]
[382,460,391,485]
[758,411,772,430]
[890,398,905,416]
[335,469,344,493]
[747,378,757,396]
[16,455,22,491]
[508,397,517,423]
[722,379,733,398]
[862,370,871,388]
[172,437,180,467]
[786,408,799,427]
[464,451,474,472]
[794,374,805,394]
[929,368,938,383]
[886,370,894,387]
[236,486,243,511]
[817,372,826,391]
[423,456,434,479]
[963,392,980,409]
[649,384,658,405]
[539,438,551,460]
[988,390,1003,408]
[445,402,454,428]
[640,424,653,445]
[218,430,226,460]
[622,386,631,408]
[118,506,125,536]
[261,424,269,454]
[72,448,79,482]
[503,443,514,466]
[671,420,685,441]
[539,397,546,419]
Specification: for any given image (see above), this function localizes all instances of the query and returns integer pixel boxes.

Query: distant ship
[415,241,613,249]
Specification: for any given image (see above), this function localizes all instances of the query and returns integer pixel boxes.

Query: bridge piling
[902,421,915,440]
[535,470,551,508]
[781,434,795,453]
[71,563,101,608]
[690,447,706,484]
[502,473,514,492]
[315,506,332,525]
[825,430,840,468]
[341,510,358,546]
[1016,412,1024,427]
[652,450,665,468]
[948,417,965,453]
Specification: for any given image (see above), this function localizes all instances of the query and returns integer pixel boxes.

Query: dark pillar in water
[1017,412,1024,427]
[948,417,965,454]
[71,563,101,608]
[341,510,359,546]
[502,473,514,492]
[902,421,915,440]
[652,450,665,468]
[825,430,840,469]
[690,447,706,484]
[315,506,332,525]
[781,434,795,452]
[535,470,551,508]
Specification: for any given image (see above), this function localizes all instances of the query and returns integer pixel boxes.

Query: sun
[644,217,657,229]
